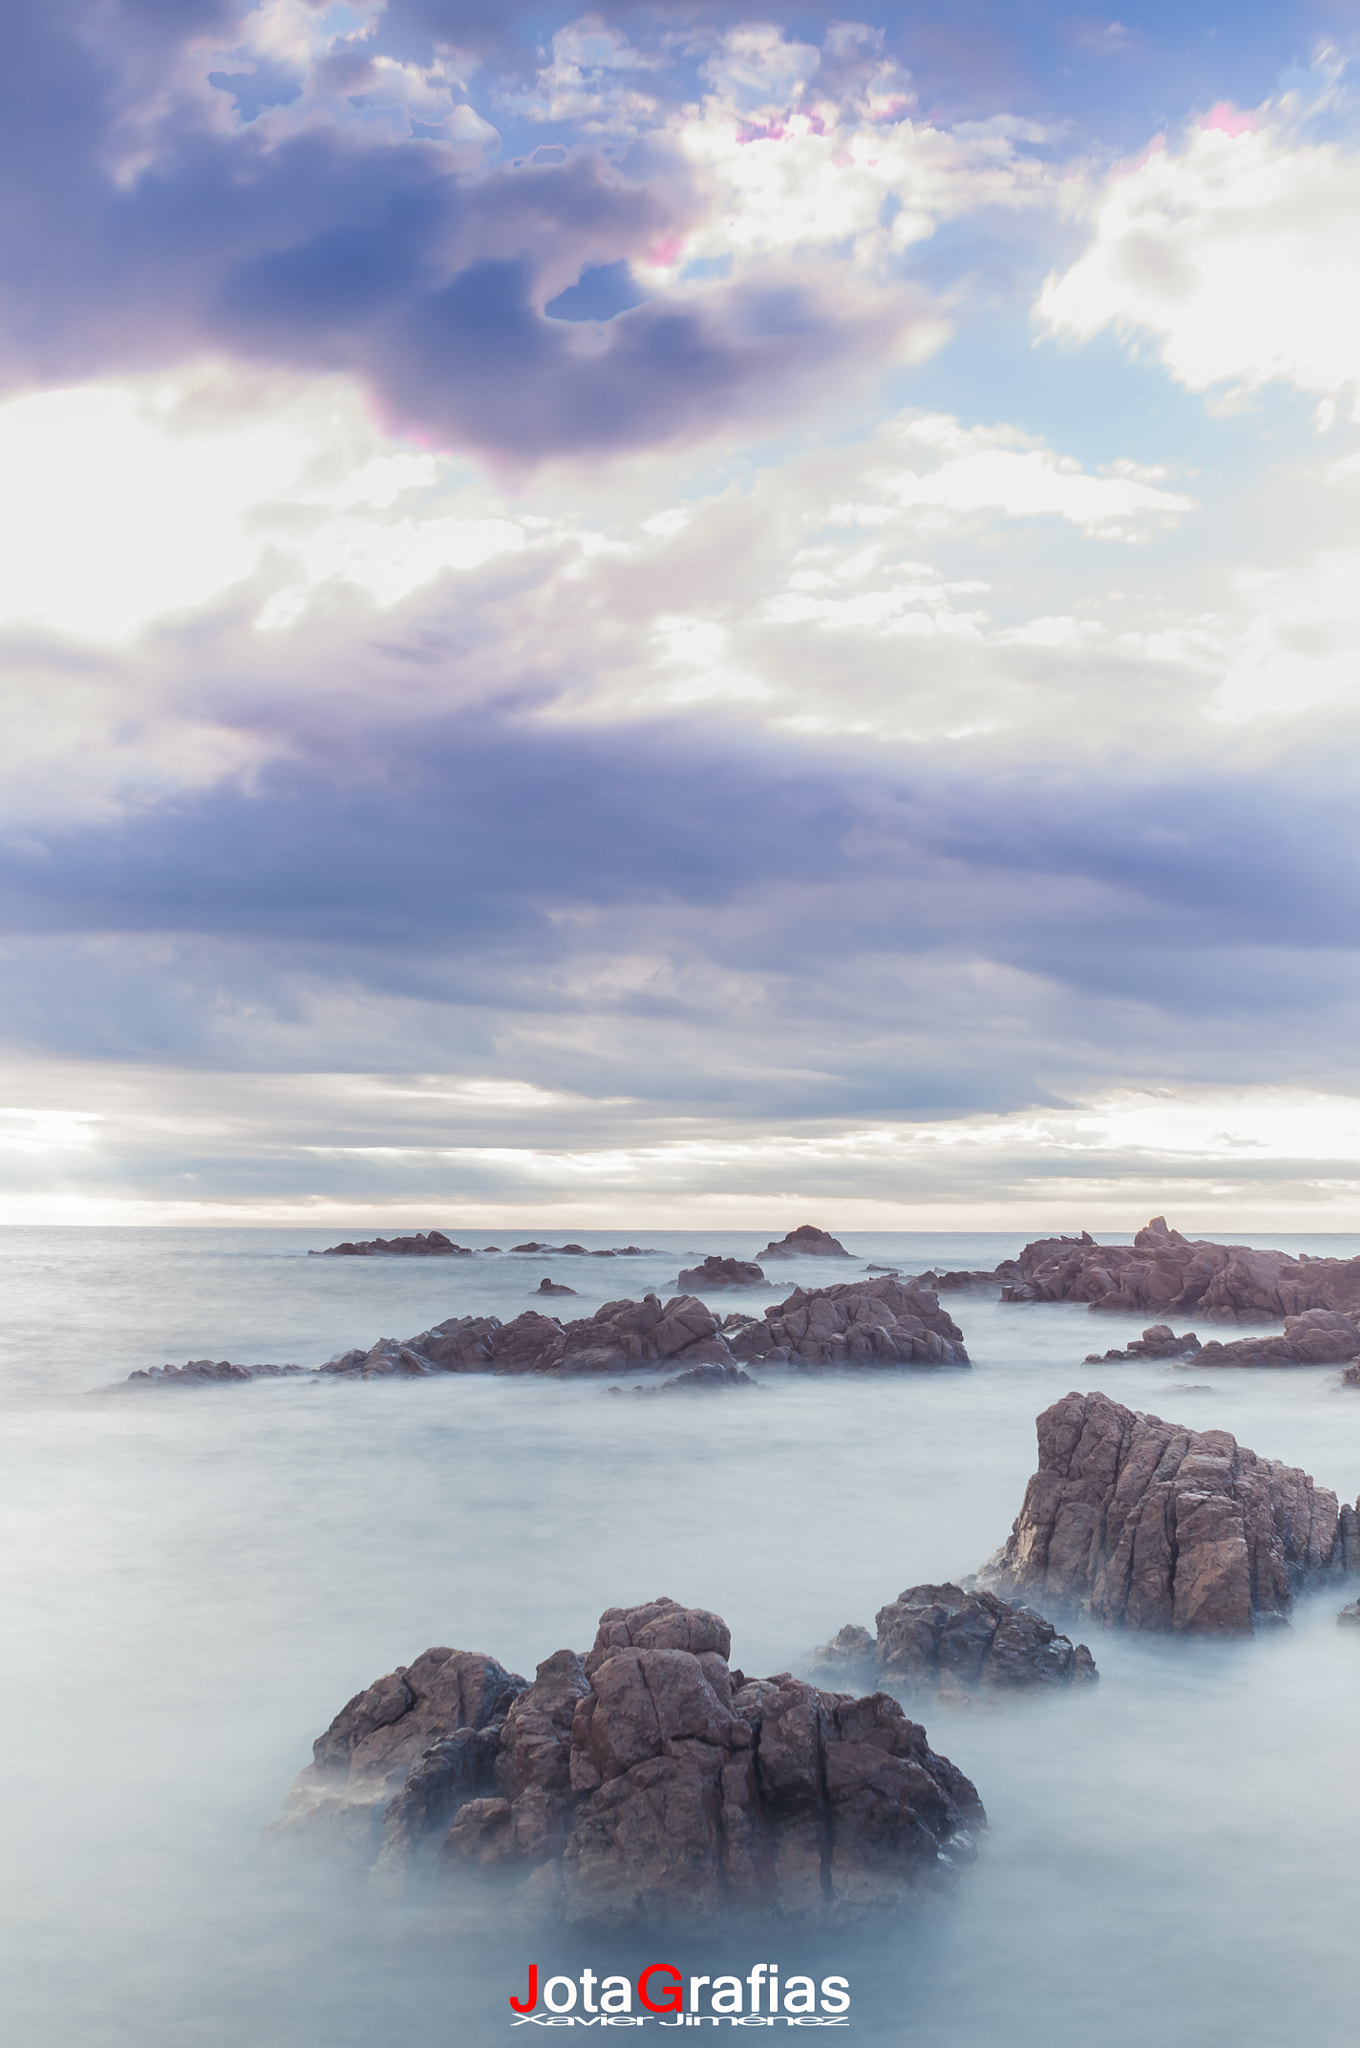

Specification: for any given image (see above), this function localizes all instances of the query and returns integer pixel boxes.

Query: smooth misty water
[3,1226,1359,2048]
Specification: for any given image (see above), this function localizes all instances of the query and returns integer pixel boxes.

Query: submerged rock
[315,1231,474,1257]
[756,1226,853,1260]
[1085,1323,1202,1363]
[1338,1601,1360,1628]
[269,1597,984,1925]
[614,1361,760,1395]
[675,1255,768,1291]
[983,1390,1360,1633]
[125,1358,310,1385]
[810,1585,1096,1702]
[535,1278,577,1297]
[1001,1215,1360,1325]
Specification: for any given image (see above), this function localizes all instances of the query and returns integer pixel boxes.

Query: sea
[3,1224,1359,2048]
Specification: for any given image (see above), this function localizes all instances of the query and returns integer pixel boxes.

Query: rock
[917,1269,1010,1292]
[1192,1310,1360,1368]
[535,1278,577,1297]
[1084,1324,1203,1364]
[123,1358,310,1385]
[1001,1215,1360,1325]
[756,1225,853,1260]
[1338,1601,1360,1627]
[811,1586,1096,1700]
[275,1598,984,1924]
[315,1231,474,1257]
[509,1243,658,1256]
[618,1362,760,1395]
[264,1648,525,1867]
[727,1276,968,1368]
[983,1390,1356,1633]
[674,1255,767,1291]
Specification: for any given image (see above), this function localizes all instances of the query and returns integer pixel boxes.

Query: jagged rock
[264,1648,525,1867]
[984,1390,1357,1633]
[756,1225,853,1260]
[917,1268,1012,1292]
[1193,1310,1360,1368]
[275,1598,984,1925]
[535,1278,577,1297]
[1085,1324,1203,1363]
[1338,1601,1360,1627]
[675,1255,767,1291]
[509,1243,657,1256]
[315,1231,474,1257]
[1001,1215,1360,1324]
[810,1586,1095,1701]
[727,1276,968,1368]
[124,1358,310,1385]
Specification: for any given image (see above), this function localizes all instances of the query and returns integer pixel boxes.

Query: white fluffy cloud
[1041,104,1360,405]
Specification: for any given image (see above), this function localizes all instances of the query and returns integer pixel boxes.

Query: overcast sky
[2,0,1359,1231]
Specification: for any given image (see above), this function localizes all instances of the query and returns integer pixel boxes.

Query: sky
[2,0,1360,1232]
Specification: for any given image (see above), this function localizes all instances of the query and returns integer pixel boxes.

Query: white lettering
[781,1980,816,2017]
[544,1978,578,2014]
[711,1978,743,2016]
[600,1977,633,2015]
[818,1979,850,2016]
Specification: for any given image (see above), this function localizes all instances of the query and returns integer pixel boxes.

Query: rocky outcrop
[124,1358,311,1385]
[316,1231,475,1257]
[1002,1215,1360,1324]
[612,1362,760,1395]
[810,1586,1096,1702]
[1086,1324,1203,1363]
[509,1243,655,1256]
[756,1226,853,1260]
[984,1390,1358,1633]
[535,1278,577,1297]
[675,1255,768,1291]
[1338,1601,1360,1627]
[1192,1311,1360,1369]
[725,1276,968,1368]
[271,1598,983,1925]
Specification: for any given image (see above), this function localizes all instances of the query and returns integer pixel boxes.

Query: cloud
[1040,87,1360,404]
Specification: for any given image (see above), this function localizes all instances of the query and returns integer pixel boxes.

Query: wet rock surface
[1001,1215,1360,1324]
[984,1390,1360,1633]
[269,1598,984,1925]
[675,1255,768,1291]
[811,1585,1097,1701]
[756,1225,853,1260]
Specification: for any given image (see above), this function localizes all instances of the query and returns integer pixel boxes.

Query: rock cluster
[612,1362,759,1396]
[316,1231,476,1257]
[725,1276,968,1368]
[509,1243,655,1257]
[268,1598,984,1926]
[810,1585,1096,1702]
[125,1358,310,1386]
[985,1390,1360,1633]
[1001,1215,1360,1323]
[675,1255,768,1292]
[123,1278,969,1388]
[756,1226,853,1260]
[1086,1324,1203,1363]
[1087,1312,1360,1369]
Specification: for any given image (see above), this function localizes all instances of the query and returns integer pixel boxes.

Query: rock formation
[1001,1216,1360,1323]
[675,1255,768,1291]
[122,1278,969,1388]
[756,1226,853,1260]
[612,1362,759,1395]
[985,1390,1360,1633]
[1338,1601,1360,1627]
[124,1358,311,1385]
[509,1243,655,1257]
[810,1585,1096,1701]
[1192,1311,1360,1368]
[1086,1324,1203,1363]
[268,1598,984,1925]
[315,1231,475,1257]
[725,1276,968,1368]
[535,1278,577,1297]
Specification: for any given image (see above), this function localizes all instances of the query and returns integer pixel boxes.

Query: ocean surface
[3,1224,1359,2048]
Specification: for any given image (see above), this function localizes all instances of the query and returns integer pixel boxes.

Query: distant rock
[314,1231,474,1257]
[535,1278,577,1297]
[810,1585,1096,1703]
[1338,1601,1360,1628]
[1001,1215,1360,1324]
[675,1254,767,1291]
[983,1390,1360,1633]
[1085,1323,1202,1363]
[756,1225,853,1260]
[917,1269,1012,1292]
[270,1597,984,1924]
[1194,1310,1360,1368]
[725,1276,969,1368]
[509,1243,656,1257]
[124,1358,310,1386]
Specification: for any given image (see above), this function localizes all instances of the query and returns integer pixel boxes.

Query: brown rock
[983,1390,1351,1632]
[812,1585,1095,1698]
[728,1276,968,1368]
[756,1225,853,1260]
[675,1255,767,1291]
[317,1231,474,1257]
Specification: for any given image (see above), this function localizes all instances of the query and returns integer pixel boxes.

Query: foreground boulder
[676,1255,768,1291]
[268,1598,984,1925]
[756,1225,853,1260]
[1002,1215,1360,1324]
[726,1276,968,1368]
[811,1585,1096,1701]
[984,1390,1360,1632]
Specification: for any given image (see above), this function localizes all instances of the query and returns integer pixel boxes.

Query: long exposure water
[3,1225,1359,2048]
